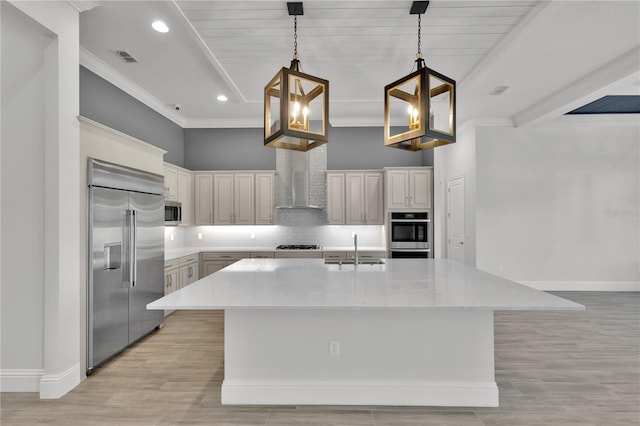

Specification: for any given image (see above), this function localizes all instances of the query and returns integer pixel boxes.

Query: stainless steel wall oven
[388,212,431,258]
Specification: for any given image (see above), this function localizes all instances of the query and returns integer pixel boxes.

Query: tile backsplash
[164,226,185,250]
[167,208,386,250]
[178,223,385,249]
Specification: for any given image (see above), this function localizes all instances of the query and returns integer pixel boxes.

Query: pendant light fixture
[384,1,456,151]
[264,2,329,151]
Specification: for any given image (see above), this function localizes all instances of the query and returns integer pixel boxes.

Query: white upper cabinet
[326,173,346,225]
[214,173,256,225]
[385,167,432,210]
[364,172,384,223]
[177,169,192,225]
[163,164,178,201]
[165,162,193,225]
[194,173,214,225]
[213,173,234,225]
[233,173,255,225]
[195,171,275,226]
[327,171,383,225]
[255,173,276,225]
[345,173,365,225]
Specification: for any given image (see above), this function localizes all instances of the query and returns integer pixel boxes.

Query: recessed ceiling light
[217,95,228,102]
[152,20,169,33]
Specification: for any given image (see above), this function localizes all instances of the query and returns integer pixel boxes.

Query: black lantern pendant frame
[264,2,329,152]
[384,1,456,151]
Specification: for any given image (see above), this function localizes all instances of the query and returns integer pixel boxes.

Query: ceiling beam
[513,47,640,127]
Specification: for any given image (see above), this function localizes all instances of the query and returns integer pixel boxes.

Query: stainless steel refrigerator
[87,159,164,373]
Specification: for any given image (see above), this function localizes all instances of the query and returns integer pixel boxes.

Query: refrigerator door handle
[125,209,137,288]
[131,210,137,287]
[124,209,132,288]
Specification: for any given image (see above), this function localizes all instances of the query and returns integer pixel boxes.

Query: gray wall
[185,128,276,170]
[184,126,431,171]
[79,66,185,166]
[80,66,434,171]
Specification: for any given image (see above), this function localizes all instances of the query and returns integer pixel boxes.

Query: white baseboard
[221,379,499,407]
[39,363,81,399]
[519,281,640,292]
[0,369,44,392]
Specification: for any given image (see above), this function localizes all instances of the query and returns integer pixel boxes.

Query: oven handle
[390,219,430,223]
[389,248,431,252]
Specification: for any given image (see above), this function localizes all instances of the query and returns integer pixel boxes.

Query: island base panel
[222,309,498,407]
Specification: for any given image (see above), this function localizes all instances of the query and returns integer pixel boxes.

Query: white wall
[1,1,51,388]
[433,124,477,265]
[1,1,81,397]
[475,123,639,290]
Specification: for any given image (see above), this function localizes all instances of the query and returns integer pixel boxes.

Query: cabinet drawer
[179,255,198,265]
[323,251,347,259]
[274,252,323,259]
[251,252,275,259]
[201,252,247,260]
[347,251,387,259]
[164,259,180,270]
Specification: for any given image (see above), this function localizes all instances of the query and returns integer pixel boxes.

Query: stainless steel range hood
[276,146,327,209]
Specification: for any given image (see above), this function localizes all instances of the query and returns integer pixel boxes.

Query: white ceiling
[78,1,640,129]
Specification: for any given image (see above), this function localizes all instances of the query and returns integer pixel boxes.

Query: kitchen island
[147,258,583,407]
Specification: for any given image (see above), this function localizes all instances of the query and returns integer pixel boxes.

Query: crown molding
[79,46,187,128]
[67,1,101,13]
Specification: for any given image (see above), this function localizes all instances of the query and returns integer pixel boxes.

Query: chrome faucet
[353,233,358,267]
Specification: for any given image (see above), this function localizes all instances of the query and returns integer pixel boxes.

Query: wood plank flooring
[2,292,639,425]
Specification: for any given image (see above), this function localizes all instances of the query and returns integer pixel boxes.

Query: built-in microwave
[389,212,430,254]
[164,201,182,226]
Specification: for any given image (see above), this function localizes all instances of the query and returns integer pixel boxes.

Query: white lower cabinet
[164,261,179,295]
[164,254,199,316]
[178,255,198,289]
[200,252,248,277]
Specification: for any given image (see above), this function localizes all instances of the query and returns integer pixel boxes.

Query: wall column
[9,0,81,399]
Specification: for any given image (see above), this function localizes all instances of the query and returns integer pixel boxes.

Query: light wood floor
[2,292,639,426]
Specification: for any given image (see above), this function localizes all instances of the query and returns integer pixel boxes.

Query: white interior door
[447,176,465,264]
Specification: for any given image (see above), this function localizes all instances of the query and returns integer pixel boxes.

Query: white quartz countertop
[165,247,276,261]
[165,246,387,261]
[148,259,584,311]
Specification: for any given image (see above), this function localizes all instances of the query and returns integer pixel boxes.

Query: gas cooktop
[276,244,320,250]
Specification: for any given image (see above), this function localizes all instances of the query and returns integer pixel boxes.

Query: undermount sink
[324,258,385,265]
